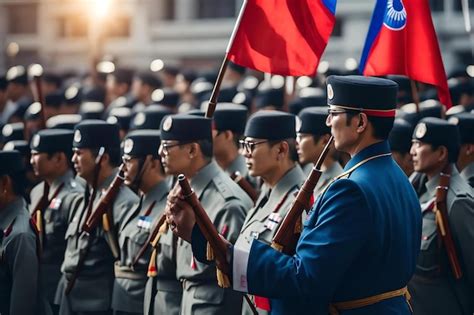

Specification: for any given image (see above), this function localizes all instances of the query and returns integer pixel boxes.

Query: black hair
[47,151,74,168]
[431,144,459,164]
[6,171,28,201]
[345,111,394,140]
[91,147,122,167]
[196,139,213,160]
[269,138,299,162]
[112,68,135,86]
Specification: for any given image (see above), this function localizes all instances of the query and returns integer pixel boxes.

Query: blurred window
[7,4,38,34]
[198,0,237,19]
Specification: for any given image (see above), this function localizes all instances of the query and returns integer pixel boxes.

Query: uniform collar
[343,140,391,171]
[143,180,169,206]
[0,197,26,230]
[270,164,305,198]
[190,160,221,199]
[424,164,459,198]
[226,154,246,175]
[51,169,75,192]
[461,162,474,179]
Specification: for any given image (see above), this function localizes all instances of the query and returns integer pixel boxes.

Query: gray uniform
[0,197,51,315]
[55,170,139,314]
[178,160,252,315]
[409,166,474,315]
[460,162,474,188]
[112,181,169,314]
[29,170,83,306]
[143,182,183,315]
[314,162,343,195]
[235,165,305,315]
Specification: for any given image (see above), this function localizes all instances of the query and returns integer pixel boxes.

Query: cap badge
[448,117,459,125]
[2,142,15,151]
[65,86,79,100]
[327,84,334,100]
[134,112,146,126]
[415,122,427,139]
[74,130,82,143]
[107,116,119,125]
[124,138,134,154]
[162,116,173,132]
[2,125,13,137]
[29,102,42,115]
[32,134,40,148]
[295,116,302,133]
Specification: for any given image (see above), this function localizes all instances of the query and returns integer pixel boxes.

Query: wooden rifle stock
[131,212,166,268]
[32,75,47,130]
[83,148,106,225]
[177,175,230,276]
[82,164,125,233]
[271,136,334,255]
[434,165,463,279]
[230,171,258,203]
[31,182,50,254]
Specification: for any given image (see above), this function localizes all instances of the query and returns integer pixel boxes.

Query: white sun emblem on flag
[383,0,407,31]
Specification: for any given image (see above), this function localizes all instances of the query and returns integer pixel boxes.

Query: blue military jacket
[231,141,422,314]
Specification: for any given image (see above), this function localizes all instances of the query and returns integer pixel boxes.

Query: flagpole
[205,0,249,118]
[410,80,420,113]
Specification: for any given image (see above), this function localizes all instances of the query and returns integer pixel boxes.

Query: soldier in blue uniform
[166,75,422,314]
[0,151,51,315]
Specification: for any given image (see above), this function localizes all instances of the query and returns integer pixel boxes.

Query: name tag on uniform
[49,198,62,210]
[264,213,282,231]
[137,216,152,230]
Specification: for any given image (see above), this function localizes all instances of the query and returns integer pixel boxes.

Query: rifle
[230,171,258,204]
[65,160,123,295]
[178,174,258,315]
[31,182,50,254]
[28,64,47,130]
[271,136,334,255]
[434,165,463,279]
[83,147,106,225]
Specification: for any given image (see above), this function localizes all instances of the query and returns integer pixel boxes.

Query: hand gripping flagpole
[205,0,249,118]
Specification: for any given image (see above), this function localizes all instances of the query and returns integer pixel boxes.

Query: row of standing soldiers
[0,72,473,314]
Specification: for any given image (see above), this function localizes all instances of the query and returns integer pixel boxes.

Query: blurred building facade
[0,0,473,73]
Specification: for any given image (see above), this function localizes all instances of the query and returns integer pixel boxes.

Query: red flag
[360,0,452,108]
[228,0,337,76]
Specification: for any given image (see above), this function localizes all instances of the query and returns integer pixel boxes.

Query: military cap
[160,114,212,142]
[448,113,474,144]
[326,75,397,117]
[413,117,460,162]
[232,91,253,108]
[2,122,24,143]
[401,100,444,125]
[389,119,414,154]
[6,66,28,85]
[79,101,105,120]
[187,108,206,117]
[297,107,330,136]
[31,129,74,154]
[228,61,246,75]
[445,105,466,119]
[110,68,134,86]
[162,65,180,77]
[82,86,106,103]
[64,84,82,105]
[3,140,30,157]
[0,76,8,91]
[152,88,180,107]
[237,76,260,95]
[106,107,133,130]
[43,72,63,88]
[46,114,81,130]
[213,103,248,134]
[190,79,213,101]
[130,105,173,130]
[24,102,43,121]
[136,72,162,89]
[245,111,296,140]
[255,86,285,110]
[0,151,25,175]
[202,86,238,104]
[73,120,120,149]
[123,130,161,159]
[45,91,64,108]
[289,87,326,114]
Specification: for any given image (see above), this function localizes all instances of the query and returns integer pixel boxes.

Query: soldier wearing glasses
[158,114,253,314]
[236,111,306,314]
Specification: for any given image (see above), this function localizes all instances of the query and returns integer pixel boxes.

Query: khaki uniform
[29,170,83,307]
[177,161,252,315]
[55,170,139,314]
[235,165,305,315]
[409,166,474,315]
[0,197,51,315]
[111,180,169,314]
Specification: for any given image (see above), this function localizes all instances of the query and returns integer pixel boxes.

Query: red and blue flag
[228,0,337,76]
[359,0,452,108]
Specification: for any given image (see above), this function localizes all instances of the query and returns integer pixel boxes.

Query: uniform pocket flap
[193,283,225,304]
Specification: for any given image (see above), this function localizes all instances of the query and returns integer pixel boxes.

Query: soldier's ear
[356,113,368,133]
[436,146,449,163]
[188,143,198,159]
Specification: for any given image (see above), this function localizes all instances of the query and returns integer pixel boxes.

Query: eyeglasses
[327,108,350,117]
[159,142,184,155]
[239,139,269,153]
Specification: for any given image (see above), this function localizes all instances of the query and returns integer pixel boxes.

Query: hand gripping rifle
[178,174,258,315]
[230,171,258,204]
[434,165,463,279]
[271,136,334,255]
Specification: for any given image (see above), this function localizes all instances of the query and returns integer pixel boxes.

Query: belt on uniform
[114,261,146,280]
[329,286,412,315]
